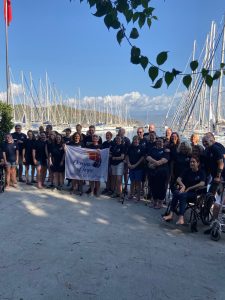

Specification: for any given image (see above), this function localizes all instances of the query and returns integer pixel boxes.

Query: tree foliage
[76,0,225,89]
[0,102,14,144]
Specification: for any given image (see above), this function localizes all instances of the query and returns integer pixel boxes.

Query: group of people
[0,122,225,230]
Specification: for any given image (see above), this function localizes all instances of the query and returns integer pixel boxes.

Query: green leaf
[213,70,221,80]
[111,19,121,29]
[147,18,152,28]
[165,72,174,87]
[138,13,146,28]
[94,1,112,17]
[183,75,192,89]
[152,16,158,20]
[140,56,149,70]
[152,78,163,89]
[141,0,148,9]
[117,29,125,45]
[88,0,96,8]
[124,9,133,23]
[131,0,141,9]
[148,66,159,82]
[201,68,209,78]
[190,60,199,72]
[172,68,182,77]
[144,7,155,16]
[130,28,139,39]
[117,0,129,13]
[133,12,139,23]
[131,46,141,57]
[156,51,168,65]
[130,46,141,64]
[104,14,113,29]
[220,63,225,69]
[205,75,213,87]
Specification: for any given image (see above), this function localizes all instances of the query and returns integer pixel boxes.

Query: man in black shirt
[143,123,157,140]
[202,135,224,233]
[84,125,102,147]
[116,128,130,192]
[12,124,27,182]
[63,128,72,144]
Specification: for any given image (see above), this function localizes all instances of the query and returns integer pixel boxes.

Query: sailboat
[164,18,225,138]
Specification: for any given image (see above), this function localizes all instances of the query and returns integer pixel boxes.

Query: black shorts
[50,164,65,173]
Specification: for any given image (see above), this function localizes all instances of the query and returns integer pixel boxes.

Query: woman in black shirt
[163,156,206,225]
[67,132,83,195]
[2,134,19,189]
[146,138,170,208]
[110,136,125,198]
[87,135,101,197]
[22,130,36,184]
[32,132,47,189]
[49,134,65,190]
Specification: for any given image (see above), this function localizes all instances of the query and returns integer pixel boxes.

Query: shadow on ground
[0,184,225,300]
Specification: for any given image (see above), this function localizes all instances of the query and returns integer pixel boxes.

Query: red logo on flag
[4,0,12,26]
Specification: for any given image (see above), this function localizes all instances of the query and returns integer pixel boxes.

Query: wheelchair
[163,187,213,232]
[210,181,225,241]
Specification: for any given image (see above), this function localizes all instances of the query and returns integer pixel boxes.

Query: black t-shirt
[84,135,102,147]
[168,143,179,162]
[12,132,27,154]
[127,145,145,170]
[143,131,157,140]
[2,142,18,162]
[63,136,71,145]
[50,143,65,164]
[173,153,191,179]
[205,144,224,178]
[33,140,47,162]
[180,168,206,188]
[146,141,156,154]
[87,144,101,150]
[110,144,125,165]
[102,140,113,149]
[147,147,170,169]
[24,139,35,160]
[113,136,130,154]
[68,141,82,147]
[139,138,148,153]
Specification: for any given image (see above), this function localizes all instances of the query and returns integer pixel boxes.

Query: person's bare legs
[41,166,47,186]
[5,167,11,188]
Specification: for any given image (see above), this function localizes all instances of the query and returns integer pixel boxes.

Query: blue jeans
[171,190,196,216]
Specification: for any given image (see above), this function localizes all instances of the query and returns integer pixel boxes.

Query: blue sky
[0,0,224,99]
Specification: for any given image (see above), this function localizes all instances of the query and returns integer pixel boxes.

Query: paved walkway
[0,185,225,300]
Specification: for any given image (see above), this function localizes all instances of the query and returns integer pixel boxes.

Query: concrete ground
[0,184,225,300]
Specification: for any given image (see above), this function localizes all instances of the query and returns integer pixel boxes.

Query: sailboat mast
[215,22,225,128]
[208,22,216,131]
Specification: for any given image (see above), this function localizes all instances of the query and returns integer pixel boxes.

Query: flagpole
[5,0,10,105]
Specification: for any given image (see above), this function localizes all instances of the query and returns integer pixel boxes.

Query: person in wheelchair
[202,134,225,234]
[163,156,206,224]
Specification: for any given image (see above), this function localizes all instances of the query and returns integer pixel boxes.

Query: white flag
[65,146,109,182]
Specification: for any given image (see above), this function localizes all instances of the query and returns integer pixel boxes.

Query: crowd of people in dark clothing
[0,122,225,229]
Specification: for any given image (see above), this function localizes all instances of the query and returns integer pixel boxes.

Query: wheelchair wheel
[211,228,221,241]
[210,221,221,241]
[190,220,198,233]
[200,194,214,225]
